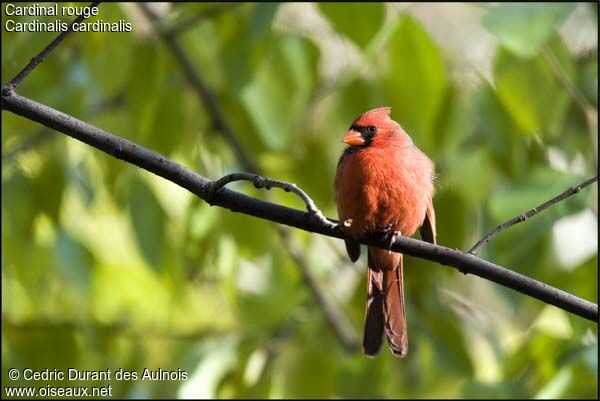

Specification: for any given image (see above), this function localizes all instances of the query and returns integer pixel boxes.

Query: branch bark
[2,88,597,323]
[209,172,337,229]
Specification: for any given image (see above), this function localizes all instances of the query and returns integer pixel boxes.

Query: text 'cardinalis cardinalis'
[334,107,436,357]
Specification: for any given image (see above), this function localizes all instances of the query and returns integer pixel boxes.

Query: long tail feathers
[382,254,408,357]
[363,249,408,357]
[363,254,384,356]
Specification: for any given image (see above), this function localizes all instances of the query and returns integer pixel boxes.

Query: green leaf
[578,49,598,107]
[235,251,303,331]
[462,380,525,398]
[67,160,95,207]
[493,44,571,136]
[3,170,36,239]
[318,3,385,48]
[79,5,133,96]
[55,230,93,288]
[273,342,338,398]
[433,188,468,250]
[483,3,576,57]
[241,35,319,150]
[382,16,447,152]
[31,152,65,223]
[149,82,185,155]
[126,42,164,141]
[91,263,170,325]
[219,3,279,92]
[444,148,496,207]
[472,82,525,177]
[128,174,167,269]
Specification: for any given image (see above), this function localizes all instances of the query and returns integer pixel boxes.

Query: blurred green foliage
[2,2,598,399]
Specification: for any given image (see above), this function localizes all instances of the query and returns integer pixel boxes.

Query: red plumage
[334,107,436,357]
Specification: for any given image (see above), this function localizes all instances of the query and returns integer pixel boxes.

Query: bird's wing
[419,196,436,244]
[344,238,361,262]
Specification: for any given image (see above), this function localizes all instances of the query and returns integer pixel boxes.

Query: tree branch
[469,175,599,255]
[209,172,338,230]
[6,2,100,89]
[2,89,597,323]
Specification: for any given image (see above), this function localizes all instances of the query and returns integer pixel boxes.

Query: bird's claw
[373,221,399,254]
[386,231,399,254]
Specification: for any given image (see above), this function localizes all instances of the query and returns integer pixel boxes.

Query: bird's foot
[385,230,400,255]
[373,221,400,254]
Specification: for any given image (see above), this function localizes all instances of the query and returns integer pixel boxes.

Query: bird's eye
[367,126,377,135]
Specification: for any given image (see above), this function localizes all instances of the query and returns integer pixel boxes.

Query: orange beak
[342,130,365,146]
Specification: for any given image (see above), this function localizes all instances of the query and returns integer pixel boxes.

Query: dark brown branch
[209,172,338,230]
[469,175,599,255]
[2,89,597,323]
[6,2,101,89]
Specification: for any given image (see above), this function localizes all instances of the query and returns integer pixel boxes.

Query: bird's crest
[353,107,392,127]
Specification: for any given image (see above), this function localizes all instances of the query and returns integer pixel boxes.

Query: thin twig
[469,175,598,255]
[209,172,338,230]
[2,90,597,323]
[6,2,101,89]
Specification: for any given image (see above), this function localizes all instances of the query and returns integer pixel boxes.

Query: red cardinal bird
[334,107,436,357]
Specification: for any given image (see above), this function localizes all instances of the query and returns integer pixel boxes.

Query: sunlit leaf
[382,16,447,151]
[219,3,279,92]
[483,3,576,57]
[319,3,385,48]
[493,45,571,137]
[128,174,167,269]
[55,230,93,288]
[241,35,319,151]
[31,152,65,222]
[273,341,338,398]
